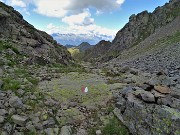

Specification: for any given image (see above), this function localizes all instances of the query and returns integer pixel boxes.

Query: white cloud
[4,0,125,17]
[33,0,70,17]
[28,0,125,18]
[96,10,103,16]
[9,0,26,7]
[0,0,4,2]
[116,0,125,5]
[67,0,123,12]
[62,10,94,26]
[21,7,30,15]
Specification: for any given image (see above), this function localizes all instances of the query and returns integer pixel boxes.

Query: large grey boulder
[76,128,88,135]
[134,89,155,102]
[0,68,3,76]
[0,109,8,116]
[11,115,28,126]
[0,115,4,123]
[9,96,24,109]
[3,123,12,134]
[60,126,72,135]
[44,128,59,135]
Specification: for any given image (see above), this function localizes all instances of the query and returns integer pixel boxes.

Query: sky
[0,0,169,44]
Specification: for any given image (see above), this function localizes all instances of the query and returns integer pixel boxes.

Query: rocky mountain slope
[0,0,180,135]
[79,0,180,134]
[83,40,111,62]
[97,0,180,134]
[0,2,129,135]
[110,16,180,74]
[83,0,180,62]
[78,42,93,52]
[111,0,180,52]
[0,2,72,65]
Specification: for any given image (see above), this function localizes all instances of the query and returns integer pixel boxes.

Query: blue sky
[1,0,169,43]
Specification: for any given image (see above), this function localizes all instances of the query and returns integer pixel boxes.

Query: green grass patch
[0,61,4,66]
[51,63,86,74]
[0,40,19,54]
[102,116,130,135]
[68,47,80,56]
[14,68,28,75]
[27,77,39,85]
[2,77,21,91]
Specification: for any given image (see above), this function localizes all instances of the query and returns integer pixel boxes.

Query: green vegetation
[106,105,114,114]
[102,116,130,135]
[68,47,80,56]
[0,40,19,54]
[2,77,21,91]
[73,52,85,61]
[115,30,180,62]
[0,61,4,66]
[88,115,130,135]
[39,72,111,107]
[102,68,122,78]
[25,131,39,135]
[27,77,39,85]
[51,63,86,73]
[51,80,111,104]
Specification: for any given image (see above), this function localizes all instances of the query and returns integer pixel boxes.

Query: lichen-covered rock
[0,115,4,123]
[0,109,8,116]
[114,85,180,135]
[44,128,59,135]
[60,126,72,135]
[11,115,28,126]
[9,96,24,109]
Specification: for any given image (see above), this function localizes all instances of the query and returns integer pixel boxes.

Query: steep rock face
[84,40,111,62]
[83,0,180,63]
[108,16,180,77]
[111,0,180,52]
[0,2,72,65]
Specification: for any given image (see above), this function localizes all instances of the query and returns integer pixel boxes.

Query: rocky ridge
[83,0,180,62]
[111,0,180,52]
[109,16,180,76]
[0,2,72,65]
[83,40,111,62]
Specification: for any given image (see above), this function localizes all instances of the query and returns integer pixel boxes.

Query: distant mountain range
[51,33,113,46]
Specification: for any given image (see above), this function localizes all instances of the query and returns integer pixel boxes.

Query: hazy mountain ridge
[52,33,112,46]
